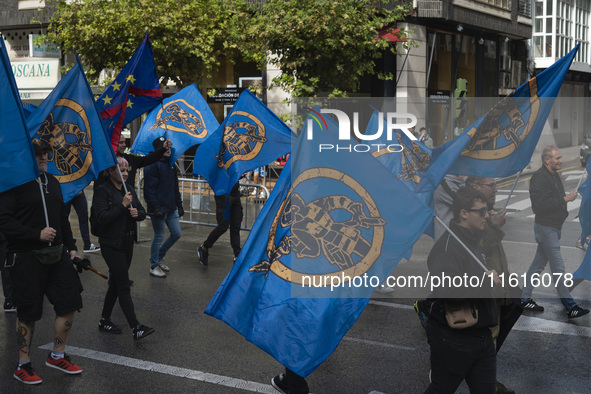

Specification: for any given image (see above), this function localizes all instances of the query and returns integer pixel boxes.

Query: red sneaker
[13,363,43,385]
[45,353,82,374]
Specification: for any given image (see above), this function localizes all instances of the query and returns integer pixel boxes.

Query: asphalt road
[1,157,590,393]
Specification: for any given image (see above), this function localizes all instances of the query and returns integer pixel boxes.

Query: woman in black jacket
[92,157,154,341]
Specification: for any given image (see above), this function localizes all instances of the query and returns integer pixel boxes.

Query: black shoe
[567,305,589,319]
[133,324,155,341]
[98,318,122,334]
[4,300,16,313]
[197,245,209,266]
[521,299,544,312]
[271,373,288,394]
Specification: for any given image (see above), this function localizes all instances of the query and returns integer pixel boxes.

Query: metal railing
[136,176,270,235]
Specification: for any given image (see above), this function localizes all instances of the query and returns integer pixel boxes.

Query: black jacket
[0,174,76,253]
[144,157,182,215]
[426,221,498,329]
[530,165,569,230]
[92,180,146,249]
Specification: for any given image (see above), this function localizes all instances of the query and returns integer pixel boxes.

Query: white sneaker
[158,259,170,272]
[84,243,100,253]
[250,189,257,196]
[375,285,395,294]
[259,191,266,199]
[149,266,166,278]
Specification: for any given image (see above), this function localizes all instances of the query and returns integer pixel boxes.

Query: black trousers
[285,368,309,394]
[203,194,243,257]
[100,238,139,328]
[424,321,496,394]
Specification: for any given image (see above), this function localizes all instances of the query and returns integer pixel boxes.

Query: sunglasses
[479,183,497,190]
[465,207,488,217]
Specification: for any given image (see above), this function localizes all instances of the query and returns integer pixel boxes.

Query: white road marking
[38,344,276,393]
[368,301,591,338]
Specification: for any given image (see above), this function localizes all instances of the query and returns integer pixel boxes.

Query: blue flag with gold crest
[365,108,432,193]
[573,160,591,282]
[205,114,433,377]
[0,39,39,193]
[130,84,219,165]
[193,89,294,196]
[96,34,162,153]
[416,45,578,195]
[26,59,117,203]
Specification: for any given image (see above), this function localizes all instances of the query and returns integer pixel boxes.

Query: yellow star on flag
[126,74,136,84]
[111,81,121,91]
[102,95,112,105]
[127,99,134,109]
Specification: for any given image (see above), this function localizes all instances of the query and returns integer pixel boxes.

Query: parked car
[581,133,591,167]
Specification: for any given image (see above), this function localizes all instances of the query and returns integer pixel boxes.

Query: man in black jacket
[424,187,500,394]
[0,139,84,384]
[520,146,589,318]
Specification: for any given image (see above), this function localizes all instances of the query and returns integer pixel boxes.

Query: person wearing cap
[144,137,183,278]
[0,138,84,384]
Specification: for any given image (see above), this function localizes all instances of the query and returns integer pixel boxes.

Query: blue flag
[578,160,591,241]
[95,34,162,153]
[365,109,432,192]
[130,84,219,165]
[26,59,117,203]
[193,89,294,196]
[0,39,38,193]
[21,102,37,121]
[418,45,578,193]
[205,115,433,377]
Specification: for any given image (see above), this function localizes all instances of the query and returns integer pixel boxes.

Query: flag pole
[434,215,488,272]
[160,101,170,141]
[36,176,52,246]
[575,170,586,191]
[502,170,523,211]
[116,163,133,208]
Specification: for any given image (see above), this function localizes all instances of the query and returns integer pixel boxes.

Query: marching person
[0,139,84,385]
[520,146,589,318]
[144,137,183,277]
[92,157,154,340]
[423,187,500,393]
[197,182,243,266]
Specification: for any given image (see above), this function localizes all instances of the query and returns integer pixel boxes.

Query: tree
[243,0,411,97]
[45,0,411,96]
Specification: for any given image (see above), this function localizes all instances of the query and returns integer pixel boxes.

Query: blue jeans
[150,210,181,269]
[521,223,576,310]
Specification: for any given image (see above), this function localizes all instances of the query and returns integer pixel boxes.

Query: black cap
[32,138,52,154]
[152,136,166,151]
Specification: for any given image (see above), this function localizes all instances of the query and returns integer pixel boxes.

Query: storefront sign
[207,87,245,103]
[29,34,62,58]
[11,59,61,89]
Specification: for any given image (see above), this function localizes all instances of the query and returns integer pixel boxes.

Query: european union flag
[193,89,294,196]
[422,45,578,189]
[130,84,219,165]
[206,115,433,377]
[96,34,162,153]
[26,59,117,203]
[0,39,38,193]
